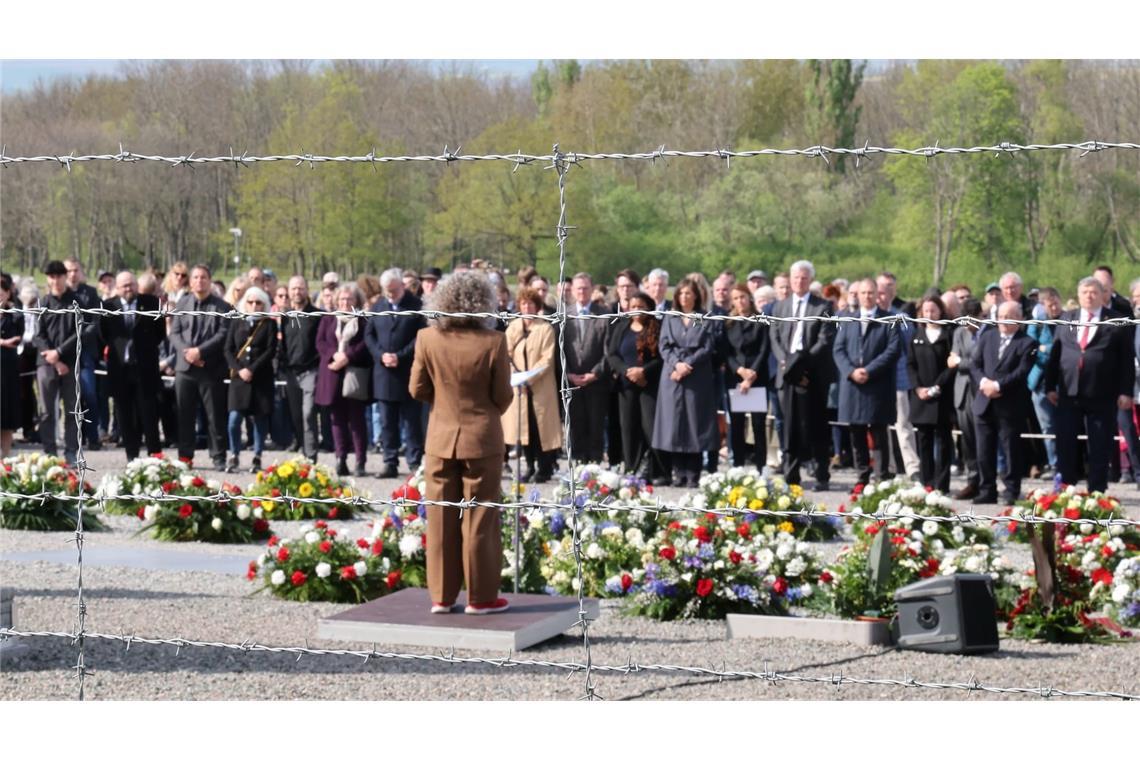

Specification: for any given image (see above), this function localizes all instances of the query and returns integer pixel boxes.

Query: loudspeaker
[892,574,999,654]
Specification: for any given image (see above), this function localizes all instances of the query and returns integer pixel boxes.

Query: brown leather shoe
[953,482,978,500]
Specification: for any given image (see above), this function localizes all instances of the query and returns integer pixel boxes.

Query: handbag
[341,365,371,401]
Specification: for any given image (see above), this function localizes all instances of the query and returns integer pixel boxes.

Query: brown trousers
[424,453,503,606]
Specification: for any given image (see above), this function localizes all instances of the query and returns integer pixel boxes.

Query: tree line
[3,59,1139,296]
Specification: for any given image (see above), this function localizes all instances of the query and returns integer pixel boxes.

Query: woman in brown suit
[502,287,562,483]
[410,271,514,615]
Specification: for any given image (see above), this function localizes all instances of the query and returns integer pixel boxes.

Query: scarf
[335,314,359,354]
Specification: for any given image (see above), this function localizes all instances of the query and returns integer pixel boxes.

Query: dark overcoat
[650,314,719,453]
[315,315,372,407]
[907,326,956,427]
[832,307,900,425]
[224,317,278,416]
[364,291,424,402]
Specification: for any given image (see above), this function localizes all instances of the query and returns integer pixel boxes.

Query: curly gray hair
[427,270,496,330]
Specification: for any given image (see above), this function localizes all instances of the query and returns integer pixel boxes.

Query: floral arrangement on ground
[1001,486,1135,544]
[95,454,190,515]
[678,467,842,541]
[0,453,102,531]
[244,458,368,520]
[135,477,270,543]
[845,476,993,548]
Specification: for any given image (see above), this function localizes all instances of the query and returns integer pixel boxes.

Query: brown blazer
[410,324,514,459]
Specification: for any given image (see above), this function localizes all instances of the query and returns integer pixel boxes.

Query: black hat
[43,260,67,276]
[422,267,443,281]
[98,270,114,280]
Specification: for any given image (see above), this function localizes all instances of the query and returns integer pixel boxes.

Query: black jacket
[1045,307,1136,406]
[102,294,164,394]
[969,329,1037,419]
[907,326,956,426]
[723,318,771,388]
[224,317,278,416]
[605,319,663,392]
[33,289,98,367]
[280,302,321,371]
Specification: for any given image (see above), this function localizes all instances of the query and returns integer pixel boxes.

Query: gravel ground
[2,443,1138,701]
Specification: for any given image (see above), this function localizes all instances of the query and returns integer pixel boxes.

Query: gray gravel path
[2,444,1138,700]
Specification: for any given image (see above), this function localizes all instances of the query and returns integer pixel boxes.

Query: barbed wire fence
[2,139,1139,701]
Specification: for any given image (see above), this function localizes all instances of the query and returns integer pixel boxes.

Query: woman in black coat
[224,286,278,473]
[907,295,956,492]
[723,284,770,467]
[606,291,666,483]
[0,273,24,457]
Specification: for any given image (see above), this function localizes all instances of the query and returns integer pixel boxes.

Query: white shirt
[859,309,874,336]
[1078,308,1101,345]
[790,296,807,352]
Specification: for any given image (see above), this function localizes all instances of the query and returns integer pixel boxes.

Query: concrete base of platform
[726,613,893,646]
[318,588,599,651]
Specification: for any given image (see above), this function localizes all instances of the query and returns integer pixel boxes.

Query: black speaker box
[893,574,999,654]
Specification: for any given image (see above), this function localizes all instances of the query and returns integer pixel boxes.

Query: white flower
[315,562,331,579]
[253,507,263,519]
[601,526,623,540]
[798,583,813,598]
[951,526,965,544]
[625,528,645,548]
[754,549,774,574]
[353,561,367,576]
[305,531,320,544]
[775,543,792,561]
[1112,583,1132,604]
[786,557,806,577]
[45,465,63,480]
[571,577,581,591]
[964,555,982,573]
[236,503,251,520]
[586,543,605,560]
[381,557,391,573]
[143,504,159,521]
[179,474,195,488]
[863,484,876,496]
[398,534,421,558]
[617,487,632,501]
[256,554,266,567]
[210,517,223,531]
[922,520,939,536]
[270,570,286,586]
[1079,522,1093,535]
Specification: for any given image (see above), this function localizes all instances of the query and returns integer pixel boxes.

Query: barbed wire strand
[3,305,1139,331]
[69,305,90,699]
[2,141,1139,170]
[0,628,1133,700]
[7,489,1138,530]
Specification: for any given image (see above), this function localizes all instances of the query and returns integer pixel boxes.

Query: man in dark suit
[564,272,610,464]
[1045,277,1136,493]
[833,278,900,486]
[970,302,1038,505]
[365,268,426,478]
[102,271,164,461]
[168,264,231,469]
[770,260,837,490]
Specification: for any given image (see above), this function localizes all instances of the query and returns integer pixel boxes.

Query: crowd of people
[1,257,1138,505]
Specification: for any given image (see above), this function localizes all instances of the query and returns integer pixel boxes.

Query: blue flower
[544,585,557,596]
[743,513,758,524]
[785,586,803,602]
[697,542,715,560]
[732,584,759,604]
[684,556,704,569]
[604,577,624,595]
[388,509,403,531]
[549,510,566,537]
[417,504,427,520]
[527,487,541,503]
[647,579,677,598]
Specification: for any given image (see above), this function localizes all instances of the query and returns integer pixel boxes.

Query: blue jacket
[364,291,425,402]
[833,307,901,425]
[1025,305,1055,393]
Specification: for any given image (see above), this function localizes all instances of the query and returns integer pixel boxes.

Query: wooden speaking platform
[318,588,600,651]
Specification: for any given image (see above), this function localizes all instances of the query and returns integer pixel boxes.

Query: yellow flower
[317,473,328,487]
[277,464,295,479]
[789,484,804,498]
[748,499,764,510]
[262,500,275,513]
[778,521,794,533]
[342,487,353,498]
[256,472,263,484]
[728,486,744,504]
[298,482,314,498]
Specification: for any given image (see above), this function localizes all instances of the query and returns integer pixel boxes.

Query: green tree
[806,59,865,173]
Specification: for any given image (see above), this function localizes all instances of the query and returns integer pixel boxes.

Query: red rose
[421,534,427,547]
[162,481,176,493]
[246,561,258,581]
[1092,568,1113,586]
[852,482,864,495]
[252,519,269,534]
[152,452,164,459]
[340,565,357,580]
[693,526,711,543]
[1097,498,1114,511]
[728,550,743,565]
[772,577,788,595]
[389,483,420,502]
[924,485,933,493]
[819,570,833,584]
[645,484,653,494]
[318,540,332,554]
[864,524,880,536]
[1063,507,1081,521]
[599,485,610,496]
[658,546,677,561]
[290,570,307,586]
[270,488,281,497]
[386,570,402,589]
[328,507,339,519]
[299,467,310,479]
[137,506,146,520]
[695,578,714,597]
[191,476,205,488]
[315,520,328,529]
[621,573,633,591]
[357,538,370,549]
[277,546,290,562]
[1102,544,1115,557]
[736,524,750,539]
[371,540,383,555]
[267,535,279,547]
[178,504,193,519]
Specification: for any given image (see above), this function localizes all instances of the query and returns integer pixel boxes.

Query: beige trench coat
[501,319,563,451]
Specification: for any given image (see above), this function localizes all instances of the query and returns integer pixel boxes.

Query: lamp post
[229,227,242,278]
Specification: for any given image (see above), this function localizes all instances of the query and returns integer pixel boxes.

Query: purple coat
[314,314,372,407]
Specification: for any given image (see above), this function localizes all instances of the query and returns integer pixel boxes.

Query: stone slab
[726,613,893,647]
[318,588,599,651]
[0,547,250,575]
